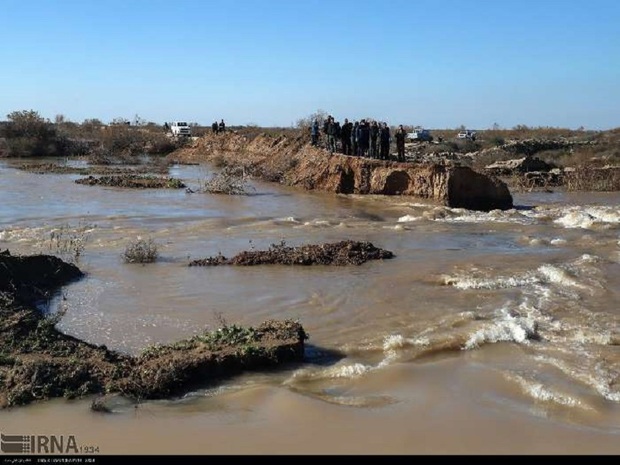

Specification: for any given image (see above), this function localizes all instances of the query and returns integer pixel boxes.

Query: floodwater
[1,159,619,454]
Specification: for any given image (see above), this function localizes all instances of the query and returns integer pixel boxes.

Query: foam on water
[0,226,46,244]
[443,273,541,290]
[507,373,590,409]
[397,215,420,223]
[299,219,339,228]
[395,203,619,232]
[286,362,374,384]
[273,216,301,225]
[463,309,538,350]
[419,206,537,225]
[534,354,620,403]
[444,254,600,294]
[554,206,620,230]
[538,265,585,289]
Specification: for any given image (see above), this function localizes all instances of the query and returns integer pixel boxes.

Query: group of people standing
[211,119,226,133]
[311,116,408,162]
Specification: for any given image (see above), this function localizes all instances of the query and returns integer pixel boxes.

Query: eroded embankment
[170,132,513,211]
[0,251,306,408]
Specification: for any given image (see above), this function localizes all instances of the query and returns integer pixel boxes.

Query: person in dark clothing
[358,120,370,157]
[352,121,359,156]
[370,121,379,159]
[211,121,219,133]
[311,119,320,146]
[219,119,226,133]
[395,124,407,162]
[340,118,352,155]
[327,117,338,153]
[379,122,391,160]
[323,116,331,149]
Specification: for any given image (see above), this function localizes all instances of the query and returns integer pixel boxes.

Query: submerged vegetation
[122,237,159,264]
[48,221,95,264]
[199,166,254,195]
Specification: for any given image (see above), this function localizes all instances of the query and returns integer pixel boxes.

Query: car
[457,130,476,141]
[407,127,433,142]
[169,121,192,137]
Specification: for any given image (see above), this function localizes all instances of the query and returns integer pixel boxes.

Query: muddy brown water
[1,160,619,454]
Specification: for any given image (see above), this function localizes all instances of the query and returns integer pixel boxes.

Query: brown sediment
[0,250,307,408]
[188,240,394,267]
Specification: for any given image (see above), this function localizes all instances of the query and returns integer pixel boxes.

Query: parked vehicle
[169,121,192,137]
[457,130,476,141]
[407,127,433,142]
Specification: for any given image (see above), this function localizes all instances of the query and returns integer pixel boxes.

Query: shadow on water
[513,204,536,211]
[304,344,346,366]
[352,211,385,222]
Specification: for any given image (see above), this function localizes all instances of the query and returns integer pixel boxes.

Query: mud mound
[189,240,394,267]
[75,174,185,188]
[0,250,83,303]
[0,251,308,408]
[17,162,170,175]
[118,320,307,399]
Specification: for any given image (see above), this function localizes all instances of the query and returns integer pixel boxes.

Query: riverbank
[170,132,513,212]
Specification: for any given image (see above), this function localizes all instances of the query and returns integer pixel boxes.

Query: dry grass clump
[122,237,158,263]
[200,166,254,195]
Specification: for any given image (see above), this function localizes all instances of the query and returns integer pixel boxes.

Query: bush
[1,110,62,157]
[48,221,95,264]
[200,166,254,195]
[489,136,505,146]
[122,237,158,264]
[565,167,620,191]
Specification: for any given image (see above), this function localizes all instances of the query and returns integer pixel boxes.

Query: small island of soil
[0,250,307,408]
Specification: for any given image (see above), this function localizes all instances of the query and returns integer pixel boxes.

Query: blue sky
[1,0,618,129]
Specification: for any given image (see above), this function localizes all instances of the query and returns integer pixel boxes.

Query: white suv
[457,130,476,140]
[170,121,191,137]
[407,127,433,142]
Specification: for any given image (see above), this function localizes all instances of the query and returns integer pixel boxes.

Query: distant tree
[6,110,51,137]
[492,122,501,131]
[3,110,60,156]
[82,118,103,127]
[133,114,146,126]
[296,109,329,130]
[111,117,130,126]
